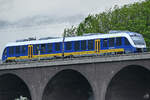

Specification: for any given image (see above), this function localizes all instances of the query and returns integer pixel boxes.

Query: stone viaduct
[0,53,150,100]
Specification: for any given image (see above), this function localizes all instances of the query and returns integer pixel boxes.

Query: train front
[130,32,147,52]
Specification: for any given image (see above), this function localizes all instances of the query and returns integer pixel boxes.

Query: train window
[47,43,53,53]
[116,37,122,46]
[88,40,94,50]
[16,46,20,55]
[55,43,61,51]
[34,45,40,55]
[109,38,115,47]
[41,44,46,54]
[103,39,108,47]
[65,42,72,50]
[81,40,86,50]
[9,47,14,55]
[21,46,26,55]
[74,41,80,51]
[125,38,130,45]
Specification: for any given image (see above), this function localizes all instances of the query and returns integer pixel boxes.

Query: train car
[2,31,146,62]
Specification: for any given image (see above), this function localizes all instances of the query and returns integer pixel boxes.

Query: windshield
[3,48,7,56]
[131,35,145,45]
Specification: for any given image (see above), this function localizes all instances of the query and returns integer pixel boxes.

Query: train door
[28,45,33,59]
[95,39,100,53]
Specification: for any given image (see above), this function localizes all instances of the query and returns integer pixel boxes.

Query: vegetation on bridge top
[63,0,150,46]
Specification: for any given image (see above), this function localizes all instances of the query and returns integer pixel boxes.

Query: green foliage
[63,26,77,37]
[63,0,150,46]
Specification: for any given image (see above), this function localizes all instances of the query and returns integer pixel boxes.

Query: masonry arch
[105,65,150,100]
[0,73,31,100]
[42,69,94,100]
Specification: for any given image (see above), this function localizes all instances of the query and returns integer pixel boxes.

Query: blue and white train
[2,31,147,62]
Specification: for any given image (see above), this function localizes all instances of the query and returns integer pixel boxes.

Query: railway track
[1,52,150,66]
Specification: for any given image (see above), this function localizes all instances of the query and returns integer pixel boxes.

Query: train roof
[5,32,133,47]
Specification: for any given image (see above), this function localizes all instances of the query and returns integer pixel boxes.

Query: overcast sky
[0,0,144,58]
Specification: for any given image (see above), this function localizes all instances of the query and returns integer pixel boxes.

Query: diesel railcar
[2,31,146,62]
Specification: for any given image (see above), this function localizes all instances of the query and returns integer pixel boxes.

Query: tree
[63,0,150,46]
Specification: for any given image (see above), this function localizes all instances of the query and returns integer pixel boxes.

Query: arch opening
[0,74,31,100]
[42,69,94,100]
[105,66,150,100]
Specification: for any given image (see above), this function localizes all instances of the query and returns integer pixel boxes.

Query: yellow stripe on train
[7,48,124,60]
